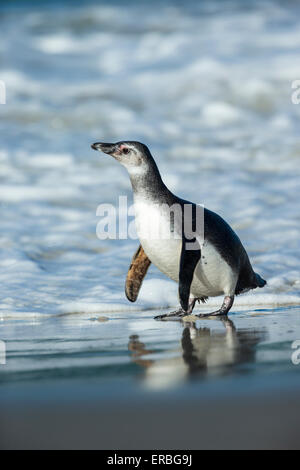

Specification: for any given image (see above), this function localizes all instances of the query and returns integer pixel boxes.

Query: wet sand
[1,306,300,449]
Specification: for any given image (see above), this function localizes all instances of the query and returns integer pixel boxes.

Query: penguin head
[91,141,153,174]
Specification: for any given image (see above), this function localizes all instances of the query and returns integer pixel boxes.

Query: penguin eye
[122,148,129,155]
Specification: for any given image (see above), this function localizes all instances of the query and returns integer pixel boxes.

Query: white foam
[0,1,300,318]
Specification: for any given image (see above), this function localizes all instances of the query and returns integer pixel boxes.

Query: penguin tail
[254,272,267,288]
[235,270,266,295]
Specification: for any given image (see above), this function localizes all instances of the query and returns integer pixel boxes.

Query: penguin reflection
[128,318,266,388]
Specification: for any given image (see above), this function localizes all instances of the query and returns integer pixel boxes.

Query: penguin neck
[128,159,172,203]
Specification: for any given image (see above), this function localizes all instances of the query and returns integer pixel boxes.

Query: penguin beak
[91,142,117,155]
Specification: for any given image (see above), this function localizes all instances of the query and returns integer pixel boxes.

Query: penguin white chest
[134,199,181,281]
[133,198,237,297]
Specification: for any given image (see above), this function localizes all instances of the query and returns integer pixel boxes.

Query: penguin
[91,141,266,319]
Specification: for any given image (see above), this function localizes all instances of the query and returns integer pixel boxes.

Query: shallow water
[1,306,300,392]
[1,306,300,449]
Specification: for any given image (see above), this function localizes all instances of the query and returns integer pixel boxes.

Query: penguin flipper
[179,237,201,312]
[125,245,151,302]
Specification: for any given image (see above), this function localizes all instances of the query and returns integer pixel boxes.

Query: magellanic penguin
[91,141,266,319]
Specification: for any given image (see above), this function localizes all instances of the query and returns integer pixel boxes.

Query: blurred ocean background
[0,0,300,449]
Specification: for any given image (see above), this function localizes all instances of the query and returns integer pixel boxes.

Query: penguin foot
[196,310,226,318]
[154,296,211,321]
[154,308,187,321]
[196,295,234,319]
